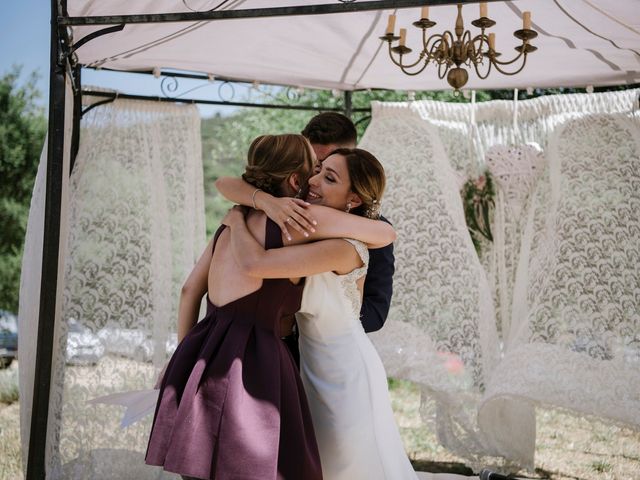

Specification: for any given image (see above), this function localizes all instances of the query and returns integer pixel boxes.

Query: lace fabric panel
[19,79,74,472]
[360,91,639,468]
[483,113,640,428]
[18,136,48,471]
[40,96,204,479]
[360,104,510,466]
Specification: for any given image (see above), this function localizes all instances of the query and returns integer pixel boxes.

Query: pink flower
[475,175,486,190]
[436,351,465,375]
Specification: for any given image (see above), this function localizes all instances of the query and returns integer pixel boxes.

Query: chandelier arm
[473,55,492,79]
[491,53,529,75]
[461,30,474,66]
[422,27,429,48]
[463,29,471,44]
[468,34,486,63]
[437,30,454,65]
[437,61,450,79]
[400,50,429,69]
[387,40,428,70]
[443,30,455,46]
[387,43,405,67]
[424,33,443,57]
[491,48,525,66]
[399,60,430,76]
[425,35,448,64]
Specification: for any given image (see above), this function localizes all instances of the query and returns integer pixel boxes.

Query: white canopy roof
[69,0,640,91]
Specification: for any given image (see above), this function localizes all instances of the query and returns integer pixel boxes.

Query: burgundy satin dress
[146,219,322,480]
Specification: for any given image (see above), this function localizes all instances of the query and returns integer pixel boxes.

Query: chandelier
[380,3,538,92]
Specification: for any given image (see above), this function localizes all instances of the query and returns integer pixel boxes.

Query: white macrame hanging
[20,93,205,479]
[485,144,545,337]
[361,89,640,469]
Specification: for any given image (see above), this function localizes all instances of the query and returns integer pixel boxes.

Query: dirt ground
[391,380,640,480]
[1,362,639,479]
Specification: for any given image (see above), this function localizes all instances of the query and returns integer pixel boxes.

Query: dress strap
[264,216,283,250]
[211,224,227,255]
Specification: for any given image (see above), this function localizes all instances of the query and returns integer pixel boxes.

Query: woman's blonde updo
[242,134,315,197]
[332,148,386,219]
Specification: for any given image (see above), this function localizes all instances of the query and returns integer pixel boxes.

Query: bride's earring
[345,202,352,212]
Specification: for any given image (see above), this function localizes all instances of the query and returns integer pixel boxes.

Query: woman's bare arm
[176,237,214,342]
[288,205,396,249]
[215,176,316,239]
[216,177,396,248]
[223,208,360,279]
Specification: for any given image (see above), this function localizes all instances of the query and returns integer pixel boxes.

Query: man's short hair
[301,112,357,146]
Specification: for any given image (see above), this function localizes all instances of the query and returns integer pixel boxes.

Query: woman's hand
[256,193,317,240]
[221,205,248,228]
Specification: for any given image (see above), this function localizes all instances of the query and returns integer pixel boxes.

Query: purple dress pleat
[146,219,322,480]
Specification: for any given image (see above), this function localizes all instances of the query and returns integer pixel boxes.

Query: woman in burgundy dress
[146,134,321,480]
[146,134,395,479]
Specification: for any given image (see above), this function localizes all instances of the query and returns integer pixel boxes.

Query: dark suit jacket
[360,215,395,332]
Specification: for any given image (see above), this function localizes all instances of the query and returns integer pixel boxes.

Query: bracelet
[251,188,262,209]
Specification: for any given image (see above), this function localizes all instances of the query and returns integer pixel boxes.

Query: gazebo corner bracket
[69,24,126,56]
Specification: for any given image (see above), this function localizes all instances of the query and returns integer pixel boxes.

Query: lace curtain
[20,94,205,479]
[18,78,74,473]
[361,89,640,469]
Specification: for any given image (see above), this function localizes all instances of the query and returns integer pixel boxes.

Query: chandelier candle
[380,3,538,92]
[386,14,396,35]
[480,2,487,18]
[399,28,407,47]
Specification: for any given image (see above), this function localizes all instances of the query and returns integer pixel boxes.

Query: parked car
[97,325,177,362]
[0,310,18,369]
[66,318,105,365]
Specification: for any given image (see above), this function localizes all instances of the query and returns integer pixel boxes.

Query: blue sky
[0,1,239,117]
[0,0,50,105]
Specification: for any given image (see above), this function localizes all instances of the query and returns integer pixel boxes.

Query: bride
[222,148,418,480]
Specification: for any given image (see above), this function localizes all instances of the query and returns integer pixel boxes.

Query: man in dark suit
[300,112,395,333]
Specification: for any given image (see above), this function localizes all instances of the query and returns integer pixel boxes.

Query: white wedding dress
[296,239,418,480]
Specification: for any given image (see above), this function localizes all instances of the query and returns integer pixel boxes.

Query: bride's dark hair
[242,134,315,197]
[331,148,386,219]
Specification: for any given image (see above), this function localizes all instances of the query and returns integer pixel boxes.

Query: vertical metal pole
[344,90,353,119]
[26,0,67,478]
[70,64,81,173]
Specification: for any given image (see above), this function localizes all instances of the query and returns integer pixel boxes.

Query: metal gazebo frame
[29,0,573,477]
[34,2,480,478]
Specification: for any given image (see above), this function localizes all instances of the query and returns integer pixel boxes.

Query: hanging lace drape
[19,93,205,479]
[360,89,640,469]
[18,78,74,474]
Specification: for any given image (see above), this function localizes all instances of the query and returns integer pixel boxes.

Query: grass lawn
[1,363,638,479]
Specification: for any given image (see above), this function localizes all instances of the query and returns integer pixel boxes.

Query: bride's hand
[256,193,317,240]
[222,205,248,228]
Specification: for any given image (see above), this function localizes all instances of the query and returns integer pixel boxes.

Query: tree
[0,67,47,312]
